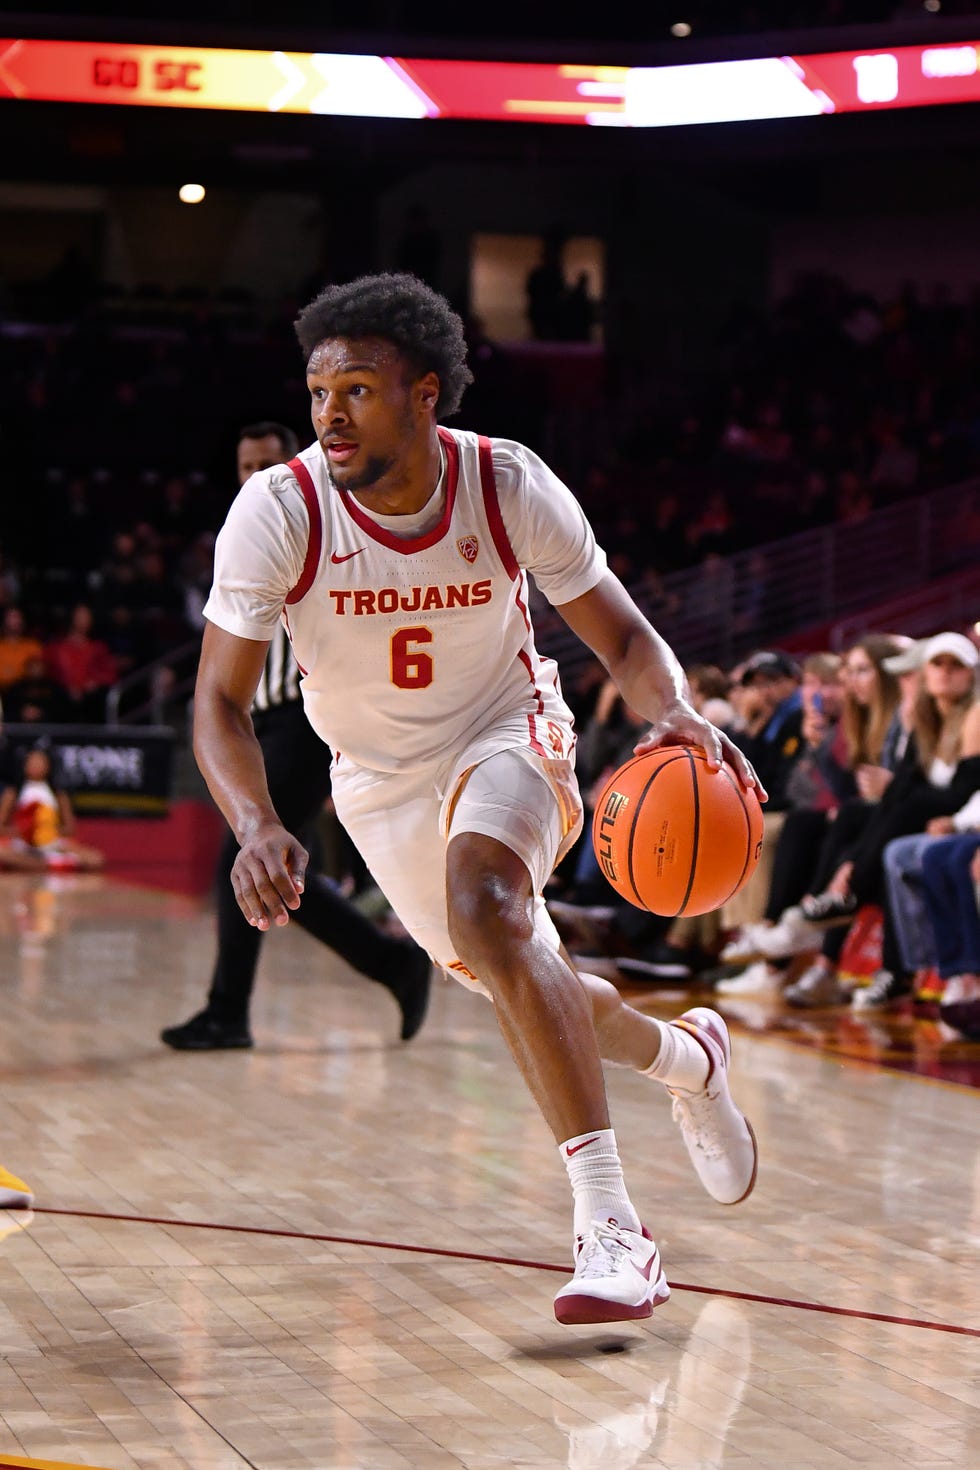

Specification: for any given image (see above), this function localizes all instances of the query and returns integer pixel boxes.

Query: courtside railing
[536,477,980,679]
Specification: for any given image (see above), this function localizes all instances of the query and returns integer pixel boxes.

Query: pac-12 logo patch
[457,535,479,564]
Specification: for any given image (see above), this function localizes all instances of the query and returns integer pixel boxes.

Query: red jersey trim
[478,436,546,756]
[478,434,520,581]
[285,457,323,606]
[337,427,460,554]
[280,606,308,676]
[518,650,548,756]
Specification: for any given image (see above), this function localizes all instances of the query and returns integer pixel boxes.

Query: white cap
[921,631,979,669]
[882,639,927,674]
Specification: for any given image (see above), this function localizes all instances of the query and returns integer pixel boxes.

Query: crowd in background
[548,627,980,1039]
[3,266,980,730]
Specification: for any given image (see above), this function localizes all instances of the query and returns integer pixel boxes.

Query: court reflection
[622,978,980,1089]
[556,1297,751,1470]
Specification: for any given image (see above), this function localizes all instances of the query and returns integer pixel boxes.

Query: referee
[162,421,431,1050]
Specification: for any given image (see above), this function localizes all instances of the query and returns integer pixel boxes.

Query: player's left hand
[633,698,767,800]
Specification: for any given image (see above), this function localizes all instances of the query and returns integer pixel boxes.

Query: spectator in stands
[686,663,736,731]
[879,788,980,1011]
[97,531,143,614]
[131,547,192,655]
[730,650,804,812]
[178,530,217,634]
[684,490,736,560]
[102,606,155,681]
[154,473,204,556]
[1,654,70,725]
[647,492,688,574]
[683,552,735,650]
[44,603,118,722]
[560,271,595,343]
[718,635,906,995]
[928,832,980,1040]
[0,608,44,692]
[783,631,980,1008]
[525,230,568,341]
[45,477,103,596]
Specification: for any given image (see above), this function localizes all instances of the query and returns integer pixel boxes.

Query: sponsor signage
[2,724,175,815]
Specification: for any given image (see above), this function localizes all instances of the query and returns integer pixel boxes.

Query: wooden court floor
[1,871,978,1470]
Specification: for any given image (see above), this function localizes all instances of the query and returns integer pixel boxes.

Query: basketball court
[0,871,977,1469]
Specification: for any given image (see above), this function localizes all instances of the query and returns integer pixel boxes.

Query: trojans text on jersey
[328,580,492,616]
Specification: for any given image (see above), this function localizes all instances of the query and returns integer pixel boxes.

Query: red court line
[28,1206,978,1339]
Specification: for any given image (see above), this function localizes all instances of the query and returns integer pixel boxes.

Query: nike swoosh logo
[331,549,366,564]
[564,1136,600,1157]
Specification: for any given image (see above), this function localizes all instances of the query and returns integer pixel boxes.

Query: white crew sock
[643,1017,710,1094]
[558,1128,641,1239]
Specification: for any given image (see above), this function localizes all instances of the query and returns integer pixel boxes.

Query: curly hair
[294,273,474,420]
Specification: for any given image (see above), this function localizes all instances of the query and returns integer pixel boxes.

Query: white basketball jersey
[203,427,606,773]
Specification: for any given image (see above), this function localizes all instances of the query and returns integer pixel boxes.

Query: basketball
[591,746,764,917]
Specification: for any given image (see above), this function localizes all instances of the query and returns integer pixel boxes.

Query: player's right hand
[231,822,308,930]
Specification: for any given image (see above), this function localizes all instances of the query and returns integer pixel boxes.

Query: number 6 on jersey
[391,627,434,689]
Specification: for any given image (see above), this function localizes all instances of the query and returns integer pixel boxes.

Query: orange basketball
[591,746,764,917]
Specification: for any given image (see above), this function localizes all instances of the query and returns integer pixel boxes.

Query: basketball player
[193,275,767,1325]
[161,421,432,1051]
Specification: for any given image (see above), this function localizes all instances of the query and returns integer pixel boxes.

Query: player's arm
[555,570,765,796]
[193,620,308,929]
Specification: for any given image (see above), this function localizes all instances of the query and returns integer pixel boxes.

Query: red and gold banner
[0,35,979,126]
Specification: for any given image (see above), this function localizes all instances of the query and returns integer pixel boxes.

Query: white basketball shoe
[554,1219,670,1325]
[667,1008,759,1206]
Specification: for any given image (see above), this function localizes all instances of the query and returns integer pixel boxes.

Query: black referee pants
[206,701,426,1024]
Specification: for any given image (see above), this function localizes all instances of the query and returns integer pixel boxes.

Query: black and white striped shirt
[252,625,302,712]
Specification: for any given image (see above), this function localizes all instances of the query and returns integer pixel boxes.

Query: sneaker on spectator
[783,962,850,1008]
[940,980,980,1037]
[615,954,691,981]
[553,1219,670,1324]
[913,968,944,1004]
[800,891,858,924]
[719,924,772,965]
[715,960,784,997]
[755,906,821,959]
[851,969,912,1010]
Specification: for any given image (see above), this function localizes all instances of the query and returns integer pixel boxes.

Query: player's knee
[576,968,623,1026]
[448,872,534,975]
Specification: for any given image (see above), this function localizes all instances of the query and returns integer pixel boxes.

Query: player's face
[237,434,287,488]
[307,336,438,497]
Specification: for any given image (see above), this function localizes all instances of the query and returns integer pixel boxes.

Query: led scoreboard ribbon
[1,37,980,125]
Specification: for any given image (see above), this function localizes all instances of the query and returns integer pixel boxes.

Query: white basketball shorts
[329,722,583,996]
